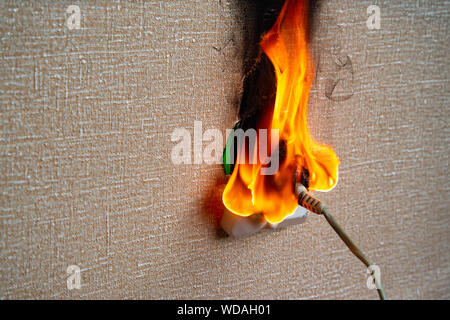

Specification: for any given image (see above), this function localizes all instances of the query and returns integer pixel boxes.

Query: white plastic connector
[221,205,309,238]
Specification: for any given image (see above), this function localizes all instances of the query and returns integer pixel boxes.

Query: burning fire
[223,0,339,223]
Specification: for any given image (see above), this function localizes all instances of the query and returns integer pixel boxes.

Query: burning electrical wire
[295,182,386,300]
[220,0,387,300]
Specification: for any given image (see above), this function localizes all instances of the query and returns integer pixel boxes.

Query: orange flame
[223,0,339,223]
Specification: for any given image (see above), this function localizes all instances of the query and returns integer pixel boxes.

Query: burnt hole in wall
[236,0,322,125]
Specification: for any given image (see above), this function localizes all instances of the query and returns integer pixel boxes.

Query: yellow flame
[223,0,339,223]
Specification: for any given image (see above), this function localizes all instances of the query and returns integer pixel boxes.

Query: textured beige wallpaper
[0,0,449,299]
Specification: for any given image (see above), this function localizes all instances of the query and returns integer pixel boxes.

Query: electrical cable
[296,184,387,300]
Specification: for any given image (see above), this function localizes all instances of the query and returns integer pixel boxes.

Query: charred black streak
[235,0,324,121]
